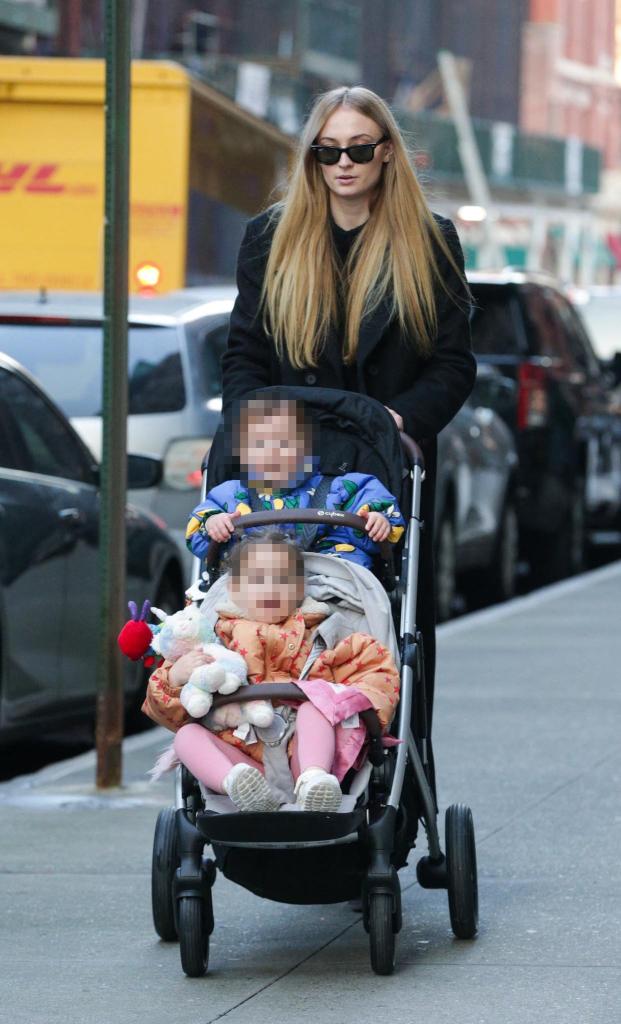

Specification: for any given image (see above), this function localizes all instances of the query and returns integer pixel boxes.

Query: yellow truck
[0,57,293,293]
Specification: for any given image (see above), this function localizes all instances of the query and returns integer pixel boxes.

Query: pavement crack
[203,915,363,1023]
[203,877,420,1023]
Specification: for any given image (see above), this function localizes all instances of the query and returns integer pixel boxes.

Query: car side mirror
[127,453,163,489]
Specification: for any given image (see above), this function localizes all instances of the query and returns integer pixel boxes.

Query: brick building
[521,0,621,170]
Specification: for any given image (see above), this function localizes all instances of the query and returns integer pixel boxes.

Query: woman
[221,85,476,802]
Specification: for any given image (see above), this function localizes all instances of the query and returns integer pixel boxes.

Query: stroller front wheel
[151,807,179,942]
[445,803,479,939]
[178,895,210,977]
[368,893,396,976]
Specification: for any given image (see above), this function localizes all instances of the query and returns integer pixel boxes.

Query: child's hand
[169,649,214,688]
[206,510,241,543]
[358,508,391,543]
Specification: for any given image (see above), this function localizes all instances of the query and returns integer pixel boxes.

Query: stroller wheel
[151,807,178,941]
[178,895,210,977]
[445,804,478,939]
[368,893,396,976]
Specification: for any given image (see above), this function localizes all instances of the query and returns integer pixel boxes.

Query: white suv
[0,287,236,556]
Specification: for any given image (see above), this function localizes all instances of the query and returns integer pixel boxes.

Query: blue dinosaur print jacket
[186,472,405,569]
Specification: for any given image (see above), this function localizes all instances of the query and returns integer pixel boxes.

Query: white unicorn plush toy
[150,604,274,728]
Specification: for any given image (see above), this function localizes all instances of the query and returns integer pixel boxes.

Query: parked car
[467,270,621,582]
[0,288,236,552]
[0,353,185,745]
[434,364,519,620]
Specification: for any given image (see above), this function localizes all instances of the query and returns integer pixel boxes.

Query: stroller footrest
[196,808,366,847]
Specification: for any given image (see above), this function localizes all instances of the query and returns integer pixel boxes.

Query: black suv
[467,271,621,582]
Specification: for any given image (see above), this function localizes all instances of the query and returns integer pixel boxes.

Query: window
[0,369,92,482]
[469,285,527,357]
[0,323,185,417]
[524,287,600,376]
[522,286,570,362]
[548,292,601,378]
[200,321,229,399]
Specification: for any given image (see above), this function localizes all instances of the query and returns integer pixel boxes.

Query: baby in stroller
[185,393,405,568]
[146,530,401,814]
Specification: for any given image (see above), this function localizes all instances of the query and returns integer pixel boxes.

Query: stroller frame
[151,424,478,977]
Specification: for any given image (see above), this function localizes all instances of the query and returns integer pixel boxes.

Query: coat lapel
[356,294,393,368]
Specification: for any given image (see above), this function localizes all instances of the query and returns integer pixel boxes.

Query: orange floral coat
[142,604,400,767]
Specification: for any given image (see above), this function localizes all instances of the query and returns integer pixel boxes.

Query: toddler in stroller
[147,531,400,814]
[185,392,405,569]
[149,386,478,978]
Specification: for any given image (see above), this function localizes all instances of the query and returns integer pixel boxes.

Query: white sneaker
[223,763,280,812]
[294,768,342,812]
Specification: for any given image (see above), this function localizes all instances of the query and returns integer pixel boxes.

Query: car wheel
[435,511,457,622]
[481,499,519,603]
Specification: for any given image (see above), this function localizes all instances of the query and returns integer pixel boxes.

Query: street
[1,559,619,1024]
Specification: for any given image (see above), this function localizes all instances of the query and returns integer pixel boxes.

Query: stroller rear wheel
[368,893,397,976]
[151,807,178,941]
[178,895,210,977]
[445,803,478,939]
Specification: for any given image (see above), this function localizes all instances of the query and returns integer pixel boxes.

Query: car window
[522,286,576,364]
[523,286,600,376]
[0,322,185,417]
[0,367,93,482]
[469,286,527,356]
[200,321,229,399]
[548,293,601,377]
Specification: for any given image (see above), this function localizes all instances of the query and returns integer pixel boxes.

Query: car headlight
[163,437,212,490]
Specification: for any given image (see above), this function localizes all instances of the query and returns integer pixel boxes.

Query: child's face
[241,411,311,490]
[229,543,304,623]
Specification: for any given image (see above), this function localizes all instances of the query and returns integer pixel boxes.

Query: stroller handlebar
[211,682,385,765]
[205,509,392,566]
[399,432,425,470]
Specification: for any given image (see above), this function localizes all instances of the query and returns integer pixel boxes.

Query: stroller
[150,387,478,977]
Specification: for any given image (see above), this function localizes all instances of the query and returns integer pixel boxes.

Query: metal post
[437,50,504,269]
[96,0,131,789]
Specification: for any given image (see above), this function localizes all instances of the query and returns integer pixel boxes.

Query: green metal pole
[96,0,131,788]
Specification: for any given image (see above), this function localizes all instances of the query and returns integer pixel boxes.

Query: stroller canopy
[204,386,405,497]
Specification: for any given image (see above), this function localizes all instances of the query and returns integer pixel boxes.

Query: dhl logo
[0,163,96,195]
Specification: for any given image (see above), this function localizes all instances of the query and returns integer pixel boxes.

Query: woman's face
[315,106,392,205]
[229,543,304,623]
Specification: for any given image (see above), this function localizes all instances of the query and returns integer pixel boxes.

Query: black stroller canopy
[204,386,405,497]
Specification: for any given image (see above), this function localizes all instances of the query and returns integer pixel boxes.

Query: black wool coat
[221,206,476,442]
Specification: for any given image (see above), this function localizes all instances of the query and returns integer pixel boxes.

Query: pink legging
[174,703,335,793]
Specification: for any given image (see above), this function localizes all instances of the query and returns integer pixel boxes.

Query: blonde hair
[261,86,466,370]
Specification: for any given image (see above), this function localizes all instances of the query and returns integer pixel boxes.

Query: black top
[329,213,368,390]
[329,213,367,264]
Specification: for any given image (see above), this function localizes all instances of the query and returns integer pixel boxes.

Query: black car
[0,353,184,745]
[468,271,621,582]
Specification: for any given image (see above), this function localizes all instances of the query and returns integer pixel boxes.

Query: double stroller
[150,386,478,977]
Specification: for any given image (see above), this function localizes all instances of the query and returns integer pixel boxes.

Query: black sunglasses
[310,135,389,165]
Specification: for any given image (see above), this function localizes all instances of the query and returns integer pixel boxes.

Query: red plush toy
[117,600,158,666]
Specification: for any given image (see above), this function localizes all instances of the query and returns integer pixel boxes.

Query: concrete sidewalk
[1,561,620,1024]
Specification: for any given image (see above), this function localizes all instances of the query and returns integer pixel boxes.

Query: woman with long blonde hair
[221,85,476,800]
